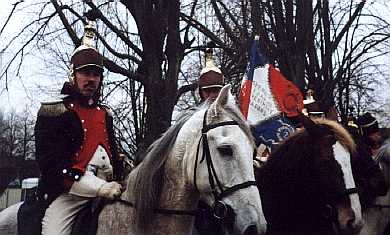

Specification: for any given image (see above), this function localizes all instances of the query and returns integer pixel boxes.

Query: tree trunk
[123,0,183,152]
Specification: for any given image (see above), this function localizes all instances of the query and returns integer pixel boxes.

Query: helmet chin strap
[68,64,75,84]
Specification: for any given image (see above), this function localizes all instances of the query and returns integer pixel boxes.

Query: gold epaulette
[38,100,67,117]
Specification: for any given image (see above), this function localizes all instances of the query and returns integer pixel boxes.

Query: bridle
[193,109,257,220]
[118,108,256,220]
[315,135,360,222]
[321,188,359,220]
[320,164,359,233]
[299,133,360,232]
[271,169,360,233]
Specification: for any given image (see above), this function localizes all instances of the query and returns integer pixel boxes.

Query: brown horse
[256,117,363,235]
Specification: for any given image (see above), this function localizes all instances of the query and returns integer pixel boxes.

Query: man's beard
[81,82,98,97]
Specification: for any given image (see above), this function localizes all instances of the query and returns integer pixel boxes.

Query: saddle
[17,190,105,235]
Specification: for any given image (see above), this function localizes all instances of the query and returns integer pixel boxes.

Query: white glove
[97,181,122,200]
[69,172,106,198]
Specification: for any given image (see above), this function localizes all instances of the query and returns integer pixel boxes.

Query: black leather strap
[218,181,257,199]
[117,199,198,216]
[196,109,257,202]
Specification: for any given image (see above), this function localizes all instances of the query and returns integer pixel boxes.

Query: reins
[116,199,198,216]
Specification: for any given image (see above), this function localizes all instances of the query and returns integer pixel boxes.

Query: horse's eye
[217,145,233,156]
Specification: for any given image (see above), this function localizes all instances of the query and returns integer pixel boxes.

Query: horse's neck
[161,151,198,209]
[123,146,198,203]
[121,167,137,202]
[121,153,198,234]
[156,163,198,234]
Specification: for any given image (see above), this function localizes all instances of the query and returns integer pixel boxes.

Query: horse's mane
[313,118,356,154]
[132,101,253,231]
[132,107,197,231]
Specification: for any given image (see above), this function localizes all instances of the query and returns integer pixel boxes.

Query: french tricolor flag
[239,37,304,148]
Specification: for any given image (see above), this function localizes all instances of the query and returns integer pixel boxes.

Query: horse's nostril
[244,224,257,235]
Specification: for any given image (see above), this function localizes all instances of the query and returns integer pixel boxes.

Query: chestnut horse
[256,117,363,235]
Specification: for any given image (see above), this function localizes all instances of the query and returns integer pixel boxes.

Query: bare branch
[180,12,226,48]
[331,0,366,53]
[0,11,57,81]
[0,1,24,37]
[51,0,81,46]
[85,1,143,57]
[96,33,141,63]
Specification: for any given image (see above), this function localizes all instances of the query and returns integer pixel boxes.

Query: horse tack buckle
[213,200,228,219]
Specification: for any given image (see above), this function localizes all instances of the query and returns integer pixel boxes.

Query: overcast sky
[0,1,389,124]
[0,2,62,115]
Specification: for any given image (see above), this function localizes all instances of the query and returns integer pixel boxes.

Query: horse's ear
[210,84,231,116]
[215,84,230,106]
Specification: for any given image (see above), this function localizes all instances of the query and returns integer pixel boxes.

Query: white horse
[0,85,267,235]
[97,84,266,234]
[0,202,20,235]
[360,141,390,235]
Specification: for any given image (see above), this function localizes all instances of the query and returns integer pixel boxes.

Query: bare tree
[1,0,389,161]
[181,0,390,122]
[0,0,203,158]
[0,108,36,194]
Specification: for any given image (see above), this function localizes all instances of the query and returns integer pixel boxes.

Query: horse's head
[300,115,364,234]
[182,85,267,235]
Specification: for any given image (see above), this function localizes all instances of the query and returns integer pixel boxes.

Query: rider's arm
[34,102,82,196]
